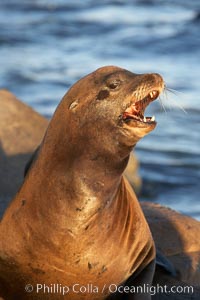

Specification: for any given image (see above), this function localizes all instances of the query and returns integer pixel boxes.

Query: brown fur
[0,66,164,299]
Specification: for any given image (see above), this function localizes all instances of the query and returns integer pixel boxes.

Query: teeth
[151,115,155,121]
[144,116,147,122]
[149,91,157,99]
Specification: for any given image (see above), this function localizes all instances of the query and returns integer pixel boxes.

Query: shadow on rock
[0,143,33,218]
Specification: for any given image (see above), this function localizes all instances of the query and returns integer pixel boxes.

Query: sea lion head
[44,66,164,175]
[45,66,164,170]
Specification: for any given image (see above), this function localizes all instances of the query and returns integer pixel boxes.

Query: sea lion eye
[108,80,121,90]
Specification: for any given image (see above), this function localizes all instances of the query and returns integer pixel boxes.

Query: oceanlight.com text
[25,283,194,296]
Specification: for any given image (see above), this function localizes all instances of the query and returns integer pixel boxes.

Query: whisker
[158,89,167,113]
[158,94,167,113]
[162,86,187,114]
[162,90,172,111]
[165,87,184,96]
[164,89,178,111]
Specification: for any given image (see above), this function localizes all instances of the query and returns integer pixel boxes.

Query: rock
[0,90,48,217]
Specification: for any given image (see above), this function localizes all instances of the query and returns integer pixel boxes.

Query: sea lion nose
[150,73,164,89]
[140,73,164,94]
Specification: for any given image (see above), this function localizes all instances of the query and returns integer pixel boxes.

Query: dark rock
[0,89,48,217]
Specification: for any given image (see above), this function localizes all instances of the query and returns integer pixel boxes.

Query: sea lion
[143,202,200,299]
[0,66,164,300]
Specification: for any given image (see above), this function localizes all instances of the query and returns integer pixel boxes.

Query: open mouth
[122,90,159,124]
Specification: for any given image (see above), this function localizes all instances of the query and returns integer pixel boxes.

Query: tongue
[123,103,156,123]
[123,112,143,121]
[125,104,139,115]
[123,104,144,120]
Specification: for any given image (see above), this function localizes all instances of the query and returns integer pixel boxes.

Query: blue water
[0,0,200,220]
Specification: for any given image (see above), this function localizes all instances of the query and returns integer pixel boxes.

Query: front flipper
[156,250,176,277]
[106,259,156,300]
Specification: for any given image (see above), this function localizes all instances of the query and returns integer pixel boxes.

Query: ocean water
[0,0,199,219]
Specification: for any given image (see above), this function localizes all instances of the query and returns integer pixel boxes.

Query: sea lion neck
[33,114,131,207]
[37,96,132,175]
